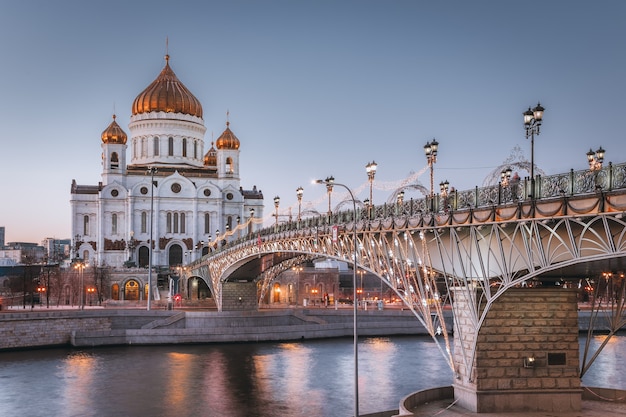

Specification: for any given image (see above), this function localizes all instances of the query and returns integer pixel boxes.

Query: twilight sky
[1,0,625,243]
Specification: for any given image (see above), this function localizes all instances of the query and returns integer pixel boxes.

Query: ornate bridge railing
[188,162,626,380]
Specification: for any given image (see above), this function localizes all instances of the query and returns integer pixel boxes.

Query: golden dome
[101,115,127,144]
[131,55,203,118]
[215,121,240,150]
[204,142,217,166]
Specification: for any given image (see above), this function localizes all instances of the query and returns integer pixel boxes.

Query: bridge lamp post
[296,186,304,223]
[396,191,405,215]
[587,147,605,171]
[439,180,449,212]
[274,196,280,228]
[523,103,545,199]
[314,177,359,417]
[325,176,334,220]
[501,167,512,186]
[424,139,439,211]
[365,161,377,219]
[146,166,157,311]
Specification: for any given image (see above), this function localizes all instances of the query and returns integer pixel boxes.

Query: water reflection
[0,335,623,417]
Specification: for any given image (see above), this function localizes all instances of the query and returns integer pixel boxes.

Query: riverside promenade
[0,303,613,351]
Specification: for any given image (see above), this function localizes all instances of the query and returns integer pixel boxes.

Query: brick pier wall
[452,288,581,413]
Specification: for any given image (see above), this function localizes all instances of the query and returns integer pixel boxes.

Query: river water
[0,334,624,417]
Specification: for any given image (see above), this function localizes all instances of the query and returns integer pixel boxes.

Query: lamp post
[396,191,405,215]
[315,177,359,417]
[274,196,280,228]
[587,147,605,171]
[439,180,449,212]
[523,103,545,199]
[325,176,334,219]
[365,161,377,218]
[296,186,304,223]
[501,167,512,186]
[147,166,157,311]
[249,208,255,236]
[74,260,87,310]
[424,139,439,211]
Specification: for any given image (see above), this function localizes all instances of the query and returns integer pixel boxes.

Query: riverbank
[0,308,441,351]
[0,307,612,351]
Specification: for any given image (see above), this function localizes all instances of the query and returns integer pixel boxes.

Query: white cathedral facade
[70,54,264,276]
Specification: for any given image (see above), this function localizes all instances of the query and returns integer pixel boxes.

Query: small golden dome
[131,55,203,118]
[204,142,217,166]
[101,115,127,144]
[215,121,240,150]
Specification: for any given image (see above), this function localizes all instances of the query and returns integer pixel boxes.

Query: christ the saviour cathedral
[70,54,264,302]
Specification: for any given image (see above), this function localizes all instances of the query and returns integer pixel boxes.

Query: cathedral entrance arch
[138,246,149,267]
[124,280,140,301]
[169,244,183,266]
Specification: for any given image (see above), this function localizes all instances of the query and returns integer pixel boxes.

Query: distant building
[69,54,264,301]
[41,238,71,263]
[0,226,4,248]
[1,242,45,264]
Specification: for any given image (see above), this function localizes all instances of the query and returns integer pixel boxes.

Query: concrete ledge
[396,386,454,416]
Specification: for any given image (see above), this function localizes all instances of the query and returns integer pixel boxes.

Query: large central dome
[131,55,203,118]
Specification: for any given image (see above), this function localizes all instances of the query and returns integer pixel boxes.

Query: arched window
[168,137,174,156]
[83,215,89,236]
[141,137,147,157]
[227,216,233,231]
[173,213,179,233]
[112,213,117,234]
[141,212,147,233]
[153,137,159,156]
[182,138,187,157]
[166,213,172,233]
[226,157,233,173]
[194,141,198,159]
[180,213,185,233]
[110,152,119,169]
[204,213,210,234]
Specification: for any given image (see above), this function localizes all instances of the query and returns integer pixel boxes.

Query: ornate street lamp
[326,176,335,219]
[314,177,359,417]
[274,196,280,227]
[587,147,605,171]
[523,103,545,199]
[296,186,304,223]
[74,260,88,310]
[500,167,513,186]
[146,166,157,311]
[365,161,377,218]
[424,139,439,210]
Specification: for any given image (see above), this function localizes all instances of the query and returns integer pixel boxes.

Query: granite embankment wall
[0,309,441,350]
[0,309,610,351]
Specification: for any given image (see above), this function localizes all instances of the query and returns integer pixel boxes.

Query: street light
[365,161,377,218]
[274,196,280,227]
[501,167,513,186]
[314,177,359,417]
[147,166,157,311]
[296,186,304,223]
[325,176,334,219]
[587,146,605,171]
[74,260,87,310]
[424,139,439,210]
[523,102,545,199]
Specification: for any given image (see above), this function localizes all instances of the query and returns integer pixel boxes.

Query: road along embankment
[0,308,610,351]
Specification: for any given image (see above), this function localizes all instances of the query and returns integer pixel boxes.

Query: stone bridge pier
[222,281,258,311]
[452,288,581,413]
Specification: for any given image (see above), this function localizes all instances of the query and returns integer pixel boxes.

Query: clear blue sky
[1,0,625,243]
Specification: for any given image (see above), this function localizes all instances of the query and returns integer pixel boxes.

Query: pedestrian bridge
[185,163,625,359]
